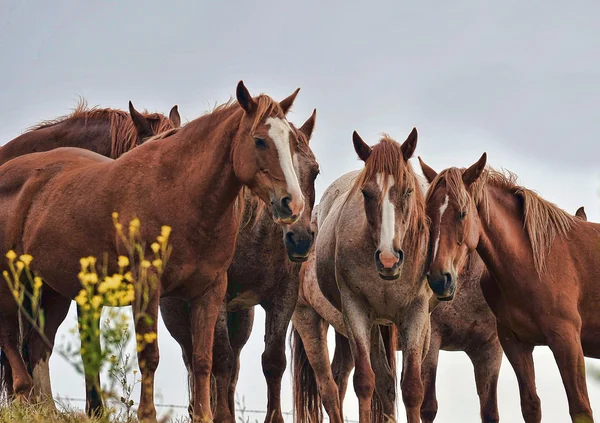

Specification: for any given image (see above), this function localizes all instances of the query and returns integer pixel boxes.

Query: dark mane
[28,99,175,159]
[427,167,574,276]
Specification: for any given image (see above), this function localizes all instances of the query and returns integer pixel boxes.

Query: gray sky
[1,0,600,421]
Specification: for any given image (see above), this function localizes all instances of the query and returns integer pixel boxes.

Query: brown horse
[1,100,180,162]
[0,100,180,408]
[0,81,306,423]
[292,129,431,423]
[160,111,319,423]
[420,153,600,423]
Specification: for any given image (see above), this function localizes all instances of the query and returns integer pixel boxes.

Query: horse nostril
[281,196,292,210]
[397,249,404,264]
[286,231,296,246]
[444,272,452,286]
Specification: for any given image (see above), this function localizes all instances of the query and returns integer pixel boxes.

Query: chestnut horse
[420,153,600,423]
[292,129,430,423]
[0,81,306,423]
[160,111,319,423]
[0,100,180,407]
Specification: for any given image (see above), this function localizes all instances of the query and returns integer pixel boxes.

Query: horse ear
[462,152,487,187]
[352,131,372,162]
[299,109,317,143]
[129,101,153,140]
[236,81,257,114]
[418,156,438,183]
[575,206,587,221]
[400,127,418,161]
[280,88,301,115]
[169,105,181,128]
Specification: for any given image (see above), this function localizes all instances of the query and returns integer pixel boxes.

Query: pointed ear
[352,131,372,162]
[575,206,587,221]
[129,101,153,139]
[400,127,418,161]
[169,105,181,128]
[418,156,438,183]
[462,152,487,187]
[280,88,300,115]
[236,80,257,114]
[298,109,317,143]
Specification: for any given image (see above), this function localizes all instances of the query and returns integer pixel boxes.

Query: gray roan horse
[160,111,319,423]
[292,129,430,423]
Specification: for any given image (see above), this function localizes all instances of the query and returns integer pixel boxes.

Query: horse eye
[459,210,467,221]
[361,189,372,199]
[254,137,267,150]
[405,188,414,197]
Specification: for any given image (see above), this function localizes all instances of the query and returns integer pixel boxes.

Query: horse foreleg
[134,292,160,423]
[419,333,441,423]
[397,299,429,423]
[496,322,540,423]
[227,307,254,417]
[545,321,593,423]
[212,302,235,423]
[292,302,343,423]
[261,284,297,423]
[466,337,502,423]
[340,293,375,423]
[331,330,353,417]
[190,274,228,423]
[75,304,104,417]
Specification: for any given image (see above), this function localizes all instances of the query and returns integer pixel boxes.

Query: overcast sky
[1,1,600,422]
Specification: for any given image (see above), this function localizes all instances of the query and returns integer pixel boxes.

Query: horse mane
[347,136,429,270]
[428,167,574,276]
[28,98,175,159]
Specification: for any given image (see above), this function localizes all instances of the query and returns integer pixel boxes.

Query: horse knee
[401,375,424,409]
[353,369,375,400]
[192,353,211,378]
[262,348,286,380]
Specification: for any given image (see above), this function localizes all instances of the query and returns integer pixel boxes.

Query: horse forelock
[429,166,573,276]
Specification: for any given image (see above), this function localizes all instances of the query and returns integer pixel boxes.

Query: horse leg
[496,322,540,423]
[331,330,353,417]
[261,281,298,423]
[0,296,33,402]
[189,273,228,423]
[545,321,593,423]
[466,337,502,423]
[397,299,429,423]
[227,307,254,417]
[419,332,442,423]
[370,326,396,420]
[134,291,161,422]
[159,297,194,418]
[340,293,375,423]
[212,302,234,423]
[292,302,343,423]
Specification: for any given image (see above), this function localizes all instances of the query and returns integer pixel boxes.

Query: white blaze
[266,117,303,202]
[376,173,396,253]
[432,195,449,262]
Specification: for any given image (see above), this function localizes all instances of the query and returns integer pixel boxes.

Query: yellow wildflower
[84,273,99,285]
[15,261,24,271]
[12,289,19,299]
[5,250,16,261]
[157,235,164,244]
[124,272,133,282]
[112,212,119,220]
[151,242,160,254]
[118,256,130,268]
[2,270,8,279]
[87,256,97,266]
[19,254,33,267]
[161,226,171,239]
[136,333,143,342]
[91,296,102,309]
[33,277,43,290]
[97,282,108,294]
[152,259,162,270]
[143,332,157,344]
[115,223,123,232]
[141,260,151,269]
[75,291,88,306]
[79,257,90,269]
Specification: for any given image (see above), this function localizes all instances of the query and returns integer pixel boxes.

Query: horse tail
[291,325,322,423]
[371,324,398,423]
[0,350,13,404]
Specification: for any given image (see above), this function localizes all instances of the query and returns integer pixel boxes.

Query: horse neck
[475,185,534,282]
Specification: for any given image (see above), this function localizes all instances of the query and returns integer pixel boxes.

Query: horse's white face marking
[376,173,396,254]
[432,194,449,263]
[266,117,303,202]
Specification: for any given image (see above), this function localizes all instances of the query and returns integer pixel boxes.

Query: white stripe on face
[432,195,449,262]
[266,117,303,201]
[376,173,396,253]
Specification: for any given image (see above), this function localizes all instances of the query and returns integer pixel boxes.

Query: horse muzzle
[427,271,457,301]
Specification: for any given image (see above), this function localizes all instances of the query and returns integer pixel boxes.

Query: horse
[292,128,430,423]
[0,81,307,423]
[0,100,180,409]
[160,110,319,423]
[419,153,600,423]
[0,100,180,162]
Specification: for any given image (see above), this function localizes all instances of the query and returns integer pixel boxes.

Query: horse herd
[0,82,597,423]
